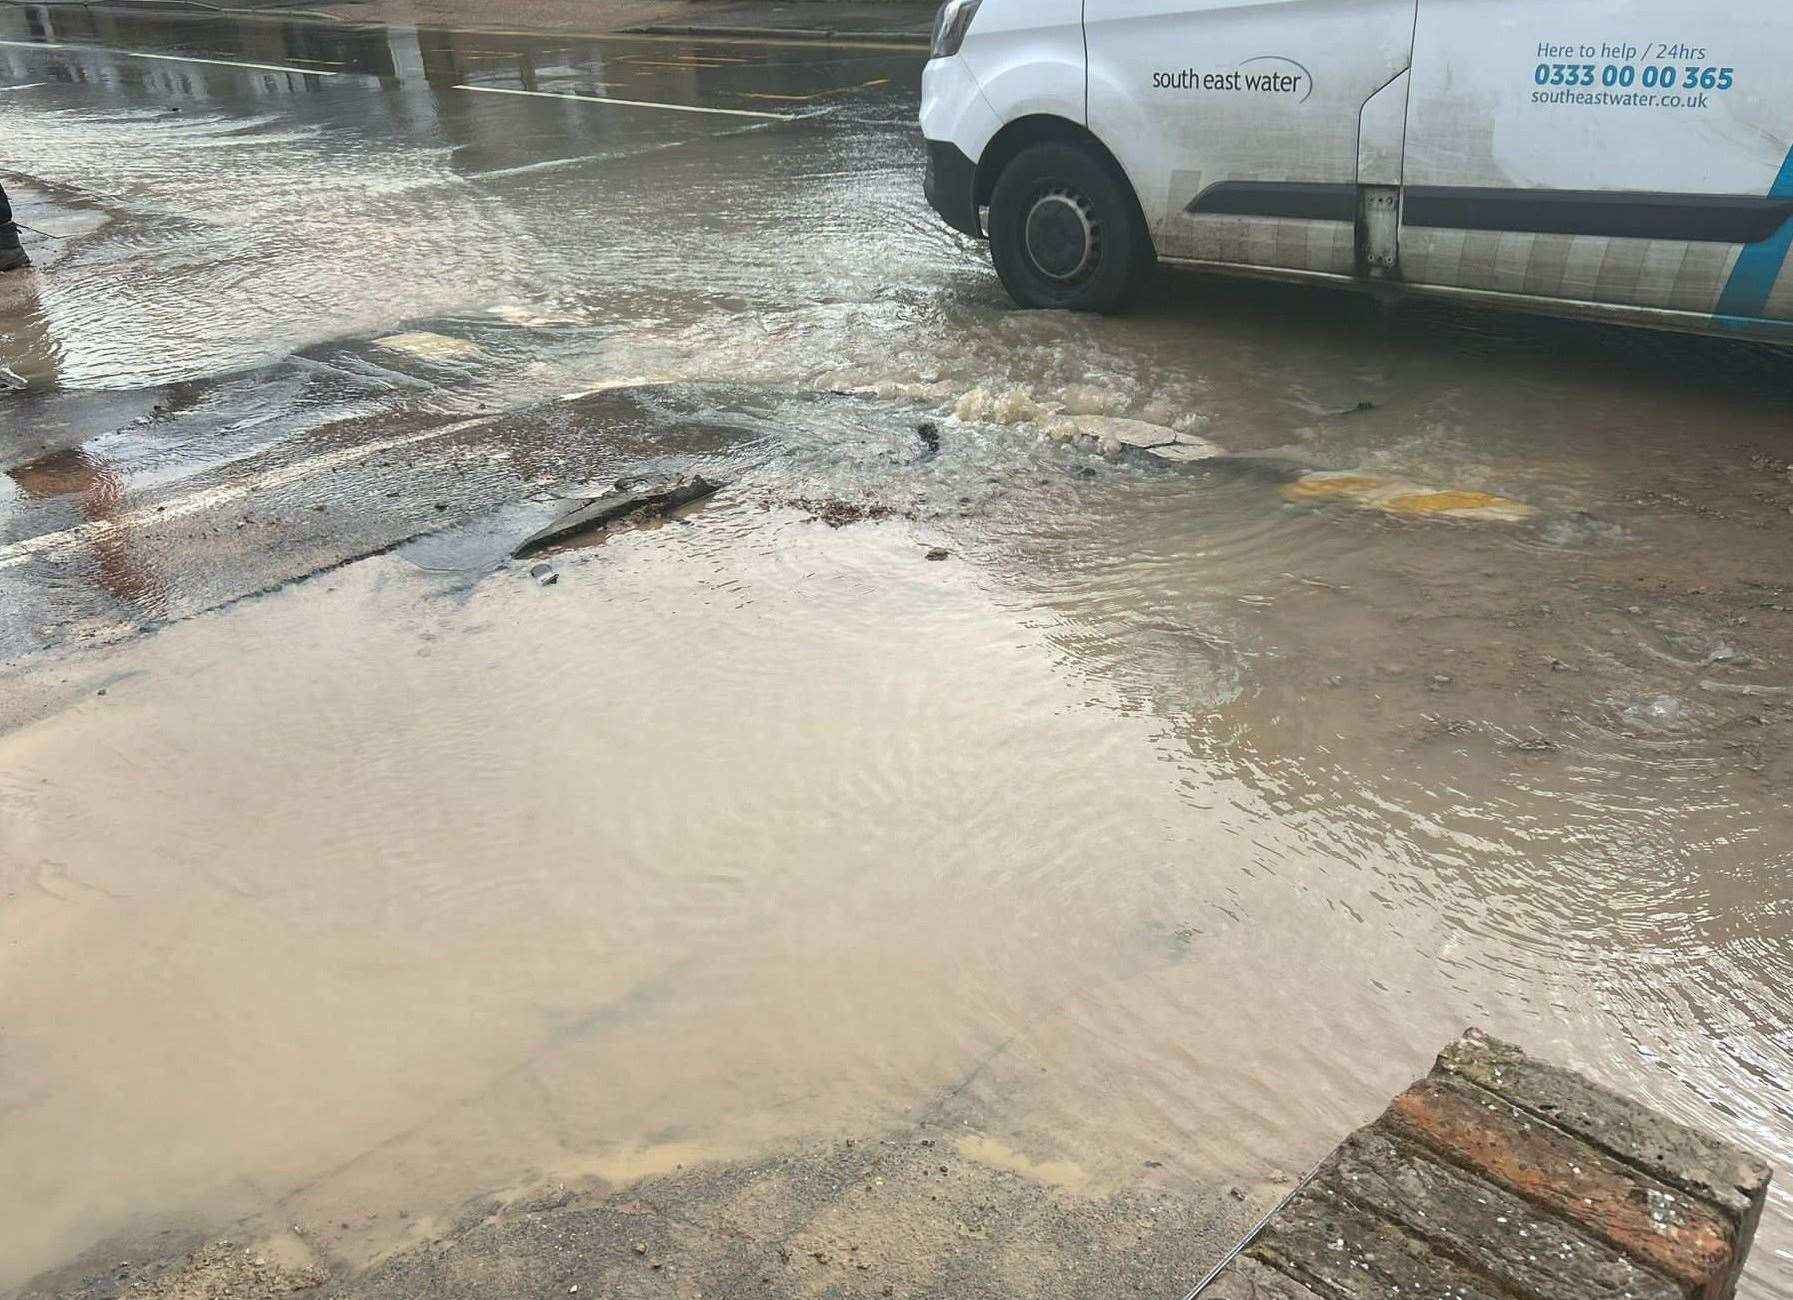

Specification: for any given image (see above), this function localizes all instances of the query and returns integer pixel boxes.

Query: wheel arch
[973,115,1153,249]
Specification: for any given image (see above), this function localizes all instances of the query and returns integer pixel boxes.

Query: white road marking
[454,83,796,121]
[468,150,625,182]
[0,415,499,572]
[0,38,341,76]
[0,83,47,92]
[120,50,343,76]
[558,377,677,402]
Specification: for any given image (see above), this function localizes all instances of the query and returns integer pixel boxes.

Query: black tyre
[987,140,1154,313]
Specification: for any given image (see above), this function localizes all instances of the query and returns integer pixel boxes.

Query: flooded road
[3,6,1793,1298]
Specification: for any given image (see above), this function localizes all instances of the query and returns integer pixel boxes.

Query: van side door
[1085,0,1420,274]
[1400,0,1793,326]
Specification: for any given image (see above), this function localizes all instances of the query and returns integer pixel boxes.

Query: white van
[921,0,1793,341]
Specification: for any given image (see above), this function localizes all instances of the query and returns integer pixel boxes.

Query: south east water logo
[1152,56,1314,103]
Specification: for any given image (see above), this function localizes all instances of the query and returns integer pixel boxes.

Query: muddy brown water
[4,11,1793,1297]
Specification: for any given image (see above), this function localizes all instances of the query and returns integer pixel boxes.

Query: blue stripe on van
[1714,146,1793,326]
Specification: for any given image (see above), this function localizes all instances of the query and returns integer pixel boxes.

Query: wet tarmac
[4,6,1793,1298]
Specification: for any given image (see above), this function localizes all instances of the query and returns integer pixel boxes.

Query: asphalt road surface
[2,4,934,653]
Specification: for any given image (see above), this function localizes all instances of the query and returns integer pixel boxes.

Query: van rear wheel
[987,141,1153,313]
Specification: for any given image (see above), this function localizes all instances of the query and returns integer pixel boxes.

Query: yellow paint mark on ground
[375,331,484,362]
[1284,472,1535,522]
[1382,489,1529,518]
[1283,474,1395,502]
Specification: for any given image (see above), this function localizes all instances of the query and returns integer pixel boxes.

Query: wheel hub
[1023,189,1098,283]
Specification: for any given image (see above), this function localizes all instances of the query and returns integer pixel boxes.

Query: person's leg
[1,181,30,271]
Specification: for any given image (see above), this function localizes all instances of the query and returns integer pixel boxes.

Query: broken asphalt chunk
[513,475,724,558]
[915,421,942,462]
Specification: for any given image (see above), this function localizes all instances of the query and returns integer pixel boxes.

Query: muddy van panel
[1402,0,1793,328]
[1086,0,1418,277]
[919,0,1793,340]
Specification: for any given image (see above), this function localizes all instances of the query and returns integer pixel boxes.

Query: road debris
[1046,414,1224,463]
[375,331,486,362]
[513,476,724,557]
[915,421,942,462]
[784,498,907,528]
[1507,736,1561,754]
[1699,680,1789,698]
[79,1240,328,1299]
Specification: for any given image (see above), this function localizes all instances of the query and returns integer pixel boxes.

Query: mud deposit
[5,512,1271,1298]
[44,1132,1251,1300]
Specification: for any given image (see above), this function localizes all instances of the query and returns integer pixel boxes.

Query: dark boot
[0,183,27,271]
[0,223,27,273]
